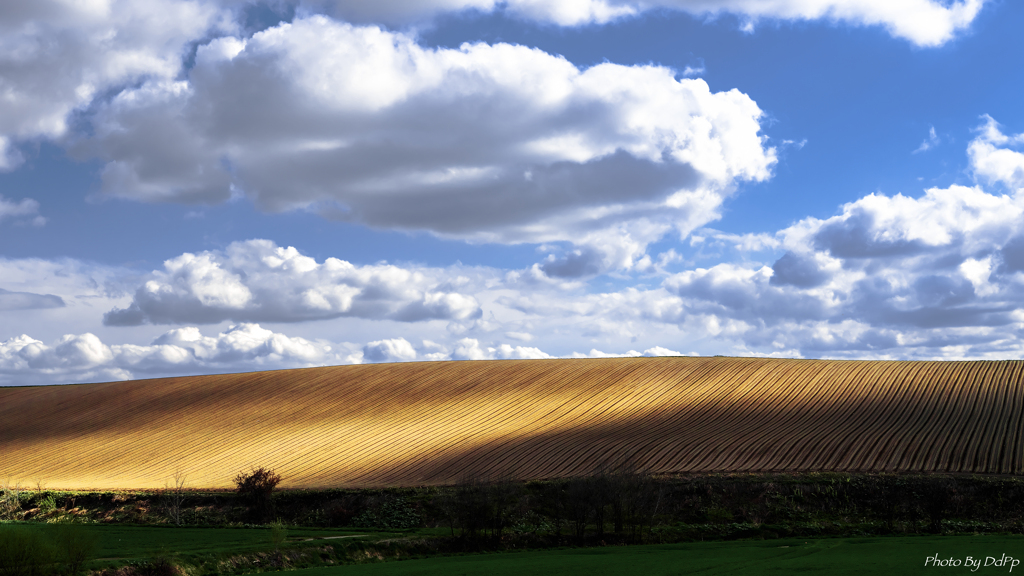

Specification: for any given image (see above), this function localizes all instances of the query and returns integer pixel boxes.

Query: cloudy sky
[2,0,1022,385]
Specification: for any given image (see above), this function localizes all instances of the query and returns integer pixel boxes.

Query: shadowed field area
[2,357,1023,489]
[299,535,1024,576]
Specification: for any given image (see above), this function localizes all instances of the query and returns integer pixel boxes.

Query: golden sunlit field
[2,357,1023,490]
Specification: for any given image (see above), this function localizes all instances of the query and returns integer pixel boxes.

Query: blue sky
[2,0,1023,385]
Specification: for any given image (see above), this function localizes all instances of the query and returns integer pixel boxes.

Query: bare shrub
[163,469,188,526]
[0,481,24,521]
[233,467,282,523]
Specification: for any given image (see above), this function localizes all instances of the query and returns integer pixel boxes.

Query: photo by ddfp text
[925,554,1020,572]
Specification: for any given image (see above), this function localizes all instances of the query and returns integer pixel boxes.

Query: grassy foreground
[0,522,378,575]
[302,535,1024,576]
[6,523,1024,575]
[3,523,367,559]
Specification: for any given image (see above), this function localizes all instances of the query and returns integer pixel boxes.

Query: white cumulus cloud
[0,0,985,172]
[362,337,418,362]
[0,0,231,168]
[574,345,687,358]
[969,115,1024,190]
[79,17,775,275]
[312,0,985,46]
[472,117,1024,360]
[103,239,483,326]
[0,323,338,385]
[624,118,1024,358]
[0,324,572,385]
[449,337,552,360]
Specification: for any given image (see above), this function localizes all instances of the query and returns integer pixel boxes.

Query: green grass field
[0,522,369,561]
[93,525,369,560]
[5,523,1024,575]
[299,535,1024,576]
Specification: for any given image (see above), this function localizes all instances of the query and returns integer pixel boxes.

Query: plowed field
[2,357,1023,489]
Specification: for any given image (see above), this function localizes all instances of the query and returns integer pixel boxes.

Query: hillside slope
[2,357,1023,489]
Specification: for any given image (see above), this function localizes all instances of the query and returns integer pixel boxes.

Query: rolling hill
[2,357,1022,490]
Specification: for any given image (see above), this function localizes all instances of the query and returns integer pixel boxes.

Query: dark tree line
[209,467,1021,540]
[434,466,662,544]
[16,468,1019,543]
